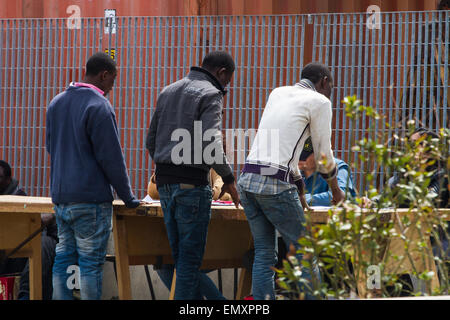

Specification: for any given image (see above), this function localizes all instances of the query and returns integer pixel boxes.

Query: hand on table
[360,196,372,208]
[299,193,312,212]
[331,187,345,205]
[220,182,241,209]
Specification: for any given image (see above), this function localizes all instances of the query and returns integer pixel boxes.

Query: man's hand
[295,179,312,211]
[299,193,312,212]
[328,177,345,205]
[360,196,372,208]
[331,187,345,205]
[125,199,145,208]
[219,182,241,208]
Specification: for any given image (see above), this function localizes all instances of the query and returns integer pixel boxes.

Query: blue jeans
[239,188,321,300]
[156,264,226,300]
[157,183,213,300]
[52,202,112,300]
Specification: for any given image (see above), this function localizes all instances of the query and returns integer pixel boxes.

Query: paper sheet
[142,195,160,204]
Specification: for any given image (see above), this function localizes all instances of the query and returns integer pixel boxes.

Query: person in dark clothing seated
[0,160,27,197]
[388,127,449,254]
[389,128,449,206]
[387,127,449,295]
[0,160,57,300]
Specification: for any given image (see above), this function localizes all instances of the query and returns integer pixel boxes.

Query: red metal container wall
[0,14,310,196]
[0,1,447,197]
[0,0,439,18]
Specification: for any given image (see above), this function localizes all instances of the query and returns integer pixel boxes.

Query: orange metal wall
[0,0,440,18]
[0,1,446,197]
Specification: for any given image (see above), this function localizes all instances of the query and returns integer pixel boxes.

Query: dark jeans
[156,264,226,300]
[157,183,213,300]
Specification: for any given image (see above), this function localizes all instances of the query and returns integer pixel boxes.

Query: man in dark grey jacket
[146,51,240,300]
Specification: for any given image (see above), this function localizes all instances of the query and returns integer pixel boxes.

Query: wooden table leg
[113,214,132,300]
[236,268,252,300]
[169,269,176,300]
[355,265,370,298]
[29,216,42,300]
[425,237,440,293]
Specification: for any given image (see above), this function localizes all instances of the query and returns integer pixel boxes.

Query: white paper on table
[142,194,160,204]
[309,206,333,211]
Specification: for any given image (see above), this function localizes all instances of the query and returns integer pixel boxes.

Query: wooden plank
[28,215,42,300]
[0,213,38,249]
[128,255,173,266]
[7,249,33,258]
[124,216,172,257]
[169,269,176,300]
[236,268,252,300]
[384,213,440,293]
[0,196,54,214]
[0,211,42,300]
[113,214,132,300]
[203,220,252,261]
[1,196,448,221]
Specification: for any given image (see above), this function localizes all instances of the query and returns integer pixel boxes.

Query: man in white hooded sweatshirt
[238,62,345,300]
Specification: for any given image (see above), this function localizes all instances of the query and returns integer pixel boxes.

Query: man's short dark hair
[201,51,235,74]
[85,52,117,77]
[301,62,332,84]
[438,0,450,10]
[0,160,12,177]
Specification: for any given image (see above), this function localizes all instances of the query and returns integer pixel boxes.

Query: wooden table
[0,196,45,300]
[0,195,150,300]
[0,196,257,300]
[112,205,449,299]
[1,196,448,299]
[113,202,256,300]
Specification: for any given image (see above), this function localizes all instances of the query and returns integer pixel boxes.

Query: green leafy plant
[275,96,450,299]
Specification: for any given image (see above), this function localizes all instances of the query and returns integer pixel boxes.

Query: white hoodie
[244,80,337,183]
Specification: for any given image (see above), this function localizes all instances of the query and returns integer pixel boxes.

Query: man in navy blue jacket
[46,52,141,300]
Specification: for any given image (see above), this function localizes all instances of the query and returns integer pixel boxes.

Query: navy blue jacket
[46,84,138,207]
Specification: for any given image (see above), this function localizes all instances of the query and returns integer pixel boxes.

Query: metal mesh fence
[0,11,448,199]
[312,11,449,191]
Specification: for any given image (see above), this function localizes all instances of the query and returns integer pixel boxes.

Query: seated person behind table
[0,160,57,300]
[298,137,356,206]
[388,127,449,208]
[147,168,230,299]
[148,168,232,201]
[385,127,449,295]
[388,128,449,257]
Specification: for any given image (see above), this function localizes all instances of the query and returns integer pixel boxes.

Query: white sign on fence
[104,9,117,34]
